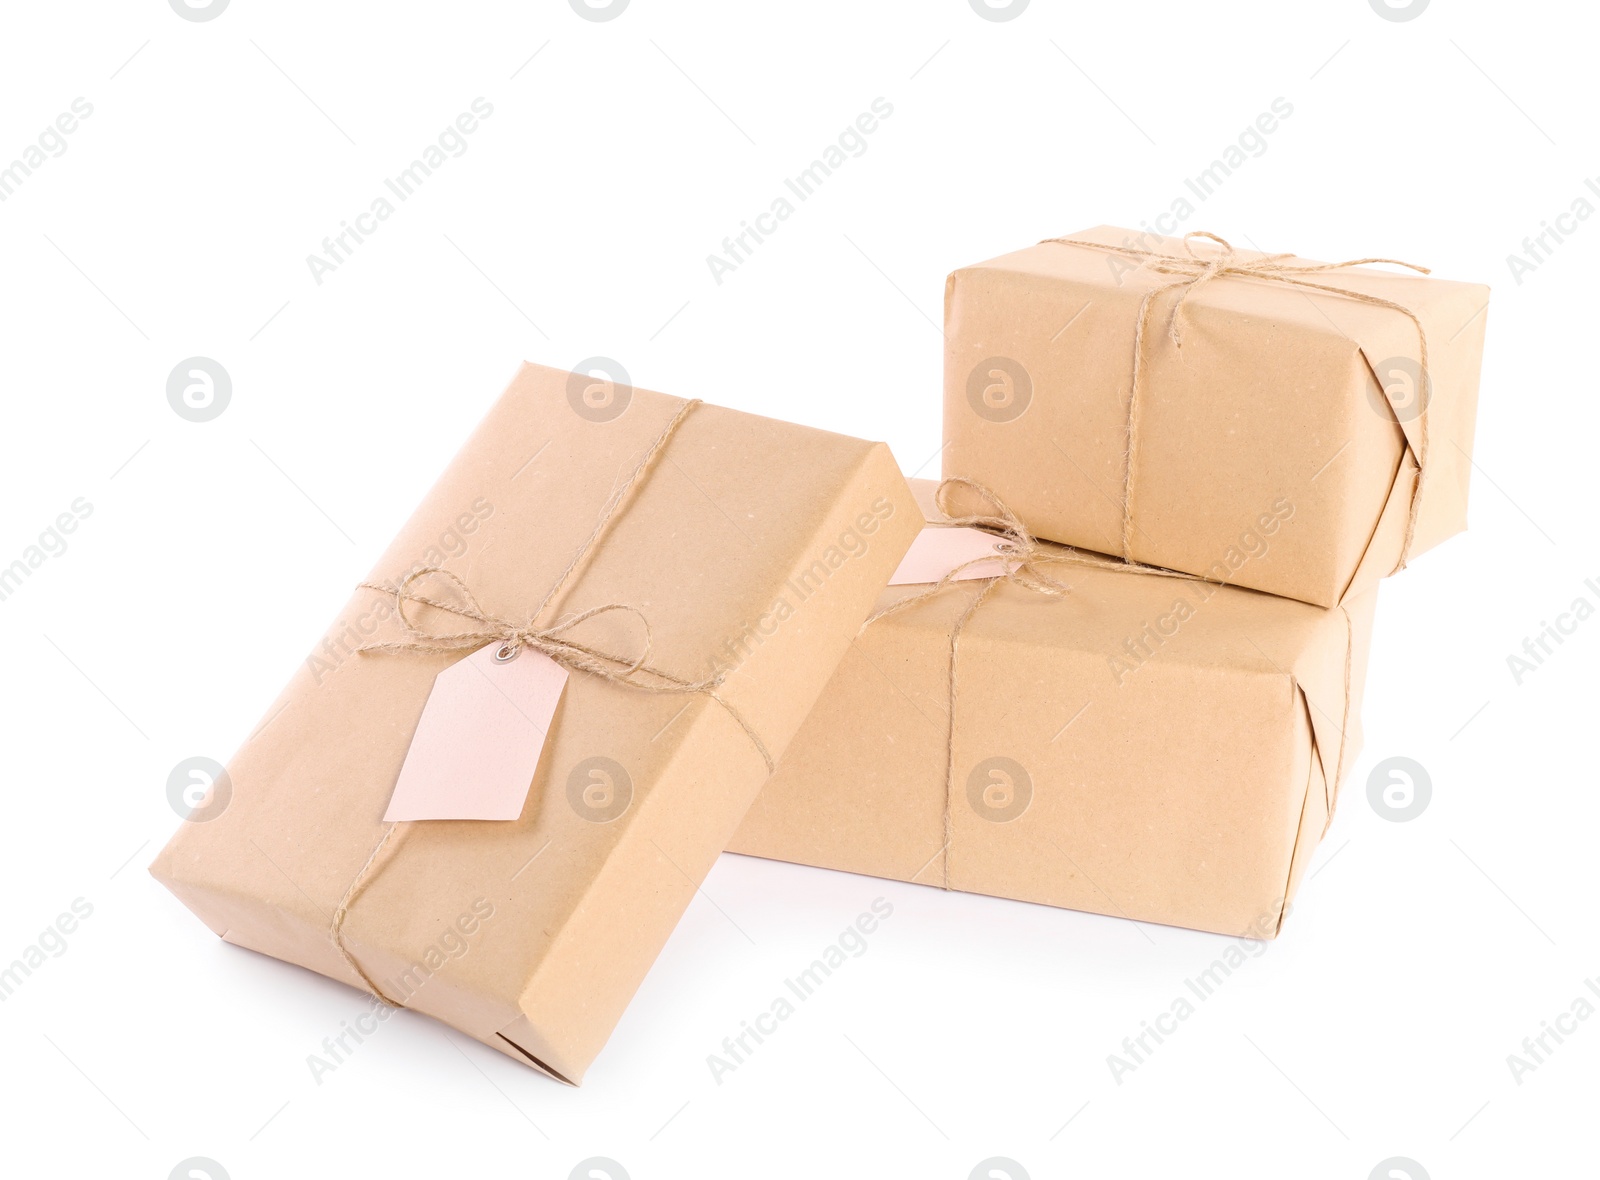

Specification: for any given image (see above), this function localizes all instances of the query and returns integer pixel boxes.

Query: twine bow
[356,567,723,694]
[1041,231,1435,570]
[866,477,1191,633]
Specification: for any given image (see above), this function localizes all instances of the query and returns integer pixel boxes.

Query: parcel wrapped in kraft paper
[943,224,1490,607]
[729,479,1376,939]
[151,362,922,1084]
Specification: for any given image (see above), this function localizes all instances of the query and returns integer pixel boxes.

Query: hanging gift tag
[383,642,570,822]
[888,527,1013,585]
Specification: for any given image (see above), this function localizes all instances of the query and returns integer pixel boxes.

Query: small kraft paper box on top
[151,362,921,1084]
[730,479,1376,939]
[944,224,1490,607]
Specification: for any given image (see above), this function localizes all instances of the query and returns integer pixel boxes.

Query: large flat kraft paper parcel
[943,224,1489,607]
[151,362,922,1084]
[730,480,1377,938]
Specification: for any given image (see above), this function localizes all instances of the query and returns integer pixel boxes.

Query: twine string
[1041,231,1434,571]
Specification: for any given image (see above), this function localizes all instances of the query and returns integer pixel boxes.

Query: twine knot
[925,477,1076,601]
[867,477,1181,634]
[1124,230,1429,352]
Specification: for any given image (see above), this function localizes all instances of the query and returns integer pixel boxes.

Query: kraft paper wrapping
[943,224,1489,607]
[730,481,1376,939]
[151,363,921,1083]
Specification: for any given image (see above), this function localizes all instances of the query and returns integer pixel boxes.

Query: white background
[0,1,1593,1177]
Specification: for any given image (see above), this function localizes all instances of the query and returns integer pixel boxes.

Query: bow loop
[934,476,1035,552]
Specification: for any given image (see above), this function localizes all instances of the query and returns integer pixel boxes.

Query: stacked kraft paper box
[152,225,1489,1083]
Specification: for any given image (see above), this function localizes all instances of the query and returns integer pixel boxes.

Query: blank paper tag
[383,643,570,822]
[888,527,1012,585]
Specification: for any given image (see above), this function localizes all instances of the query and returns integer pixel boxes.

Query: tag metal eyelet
[494,643,520,663]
